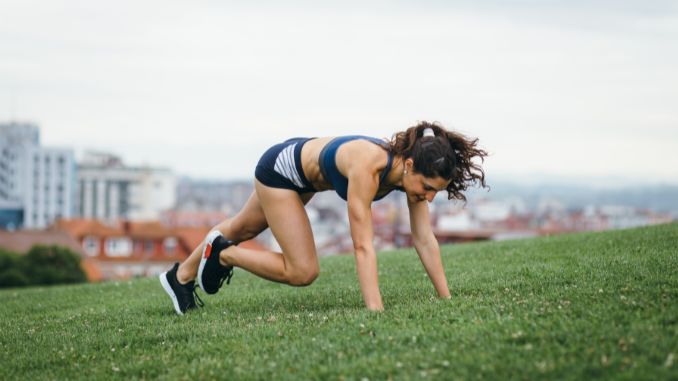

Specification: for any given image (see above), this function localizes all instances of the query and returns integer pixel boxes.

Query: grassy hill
[1,223,677,380]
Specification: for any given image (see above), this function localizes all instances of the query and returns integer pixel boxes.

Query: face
[402,160,451,203]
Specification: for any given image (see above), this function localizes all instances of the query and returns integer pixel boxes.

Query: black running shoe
[197,230,235,294]
[159,262,204,315]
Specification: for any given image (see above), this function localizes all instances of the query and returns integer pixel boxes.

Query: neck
[386,156,405,188]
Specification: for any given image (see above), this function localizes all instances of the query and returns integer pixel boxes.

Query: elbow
[353,242,370,254]
[413,236,437,253]
[411,234,428,250]
[352,240,375,258]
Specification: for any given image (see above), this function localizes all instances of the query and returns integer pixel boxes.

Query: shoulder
[338,139,389,171]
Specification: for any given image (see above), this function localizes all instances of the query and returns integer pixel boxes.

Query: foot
[197,231,235,295]
[159,262,204,315]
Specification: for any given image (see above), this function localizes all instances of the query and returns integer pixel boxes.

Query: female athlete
[160,121,487,314]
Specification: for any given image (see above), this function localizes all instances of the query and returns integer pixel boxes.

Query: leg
[176,185,316,285]
[176,190,269,283]
[221,180,319,286]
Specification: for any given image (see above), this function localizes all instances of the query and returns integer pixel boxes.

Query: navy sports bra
[318,135,399,201]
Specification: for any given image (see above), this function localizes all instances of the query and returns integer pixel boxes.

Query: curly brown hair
[387,121,488,201]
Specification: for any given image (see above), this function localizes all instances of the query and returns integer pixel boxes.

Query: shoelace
[192,286,205,308]
[218,267,234,289]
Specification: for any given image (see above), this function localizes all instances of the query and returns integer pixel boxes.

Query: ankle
[176,264,195,285]
[219,246,235,267]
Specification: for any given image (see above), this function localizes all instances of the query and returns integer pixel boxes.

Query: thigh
[214,189,314,238]
[254,180,317,270]
[214,190,269,239]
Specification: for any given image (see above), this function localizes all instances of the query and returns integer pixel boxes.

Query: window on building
[144,240,154,254]
[133,240,143,252]
[83,236,100,256]
[164,237,178,255]
[105,238,132,257]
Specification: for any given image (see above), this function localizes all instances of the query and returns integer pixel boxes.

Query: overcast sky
[2,0,677,185]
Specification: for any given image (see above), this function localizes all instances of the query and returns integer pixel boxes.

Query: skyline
[2,1,677,185]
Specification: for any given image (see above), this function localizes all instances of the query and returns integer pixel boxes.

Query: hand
[367,303,384,312]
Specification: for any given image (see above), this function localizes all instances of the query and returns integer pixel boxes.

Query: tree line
[0,245,87,288]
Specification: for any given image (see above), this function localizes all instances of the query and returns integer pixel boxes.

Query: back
[318,136,394,201]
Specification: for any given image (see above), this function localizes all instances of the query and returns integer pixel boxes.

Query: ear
[405,158,414,171]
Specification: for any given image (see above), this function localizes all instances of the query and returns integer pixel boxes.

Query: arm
[408,198,451,298]
[344,147,384,311]
[347,170,383,311]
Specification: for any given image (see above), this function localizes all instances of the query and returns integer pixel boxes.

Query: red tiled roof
[0,230,107,283]
[172,226,211,251]
[124,221,172,239]
[51,218,123,238]
[170,226,269,252]
[53,219,183,240]
[0,230,84,255]
[49,218,270,257]
[161,210,229,227]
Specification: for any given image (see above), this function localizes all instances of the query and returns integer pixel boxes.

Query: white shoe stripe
[159,272,183,316]
[198,230,223,293]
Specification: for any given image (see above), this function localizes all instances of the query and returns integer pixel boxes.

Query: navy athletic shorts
[255,137,316,194]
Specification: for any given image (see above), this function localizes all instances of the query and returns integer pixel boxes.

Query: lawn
[1,223,677,380]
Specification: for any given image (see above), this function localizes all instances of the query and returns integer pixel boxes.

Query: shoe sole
[197,230,224,294]
[159,271,184,316]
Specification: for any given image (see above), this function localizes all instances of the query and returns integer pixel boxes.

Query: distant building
[0,229,101,281]
[174,177,252,215]
[160,209,229,228]
[50,218,268,280]
[0,121,76,230]
[76,151,176,222]
[51,218,194,279]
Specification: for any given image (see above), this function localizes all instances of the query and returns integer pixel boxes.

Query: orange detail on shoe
[204,243,212,259]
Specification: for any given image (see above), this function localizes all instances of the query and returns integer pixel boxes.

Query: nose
[425,191,436,203]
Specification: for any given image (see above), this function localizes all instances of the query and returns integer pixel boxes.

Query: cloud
[1,0,677,182]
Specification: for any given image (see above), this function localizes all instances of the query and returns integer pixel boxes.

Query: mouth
[413,195,426,202]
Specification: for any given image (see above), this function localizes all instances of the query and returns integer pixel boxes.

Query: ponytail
[388,121,488,201]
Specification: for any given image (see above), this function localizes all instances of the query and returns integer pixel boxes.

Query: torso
[299,137,335,191]
[299,137,402,198]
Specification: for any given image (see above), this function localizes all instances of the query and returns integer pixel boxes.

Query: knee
[286,266,319,287]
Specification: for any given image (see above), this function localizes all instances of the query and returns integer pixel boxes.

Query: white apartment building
[0,121,75,229]
[77,152,176,221]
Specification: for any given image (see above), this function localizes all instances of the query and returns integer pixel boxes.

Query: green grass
[1,223,677,380]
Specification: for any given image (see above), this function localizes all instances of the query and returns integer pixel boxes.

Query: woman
[160,121,487,314]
